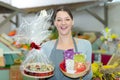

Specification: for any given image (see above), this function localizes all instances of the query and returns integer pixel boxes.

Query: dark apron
[47,38,79,80]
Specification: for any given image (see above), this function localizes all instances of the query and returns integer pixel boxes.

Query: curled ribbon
[30,42,40,50]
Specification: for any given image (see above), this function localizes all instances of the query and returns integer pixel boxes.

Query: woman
[42,6,92,80]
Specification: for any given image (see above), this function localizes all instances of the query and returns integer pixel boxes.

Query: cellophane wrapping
[20,48,54,71]
[14,9,55,78]
[13,9,53,45]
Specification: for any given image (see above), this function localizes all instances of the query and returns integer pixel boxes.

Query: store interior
[0,0,120,80]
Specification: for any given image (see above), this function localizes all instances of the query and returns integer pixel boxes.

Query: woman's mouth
[61,26,67,30]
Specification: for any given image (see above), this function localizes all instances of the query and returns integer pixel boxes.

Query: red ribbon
[30,42,40,50]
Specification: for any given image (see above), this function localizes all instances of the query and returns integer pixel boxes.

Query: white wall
[108,2,120,35]
[71,1,120,35]
[11,0,96,8]
[73,6,105,32]
[0,0,99,8]
[1,1,120,35]
[0,14,12,34]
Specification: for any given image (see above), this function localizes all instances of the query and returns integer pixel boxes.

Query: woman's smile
[54,11,73,36]
[60,26,68,30]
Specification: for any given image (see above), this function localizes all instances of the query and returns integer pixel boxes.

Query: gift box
[60,49,89,78]
[10,65,23,80]
[0,49,5,67]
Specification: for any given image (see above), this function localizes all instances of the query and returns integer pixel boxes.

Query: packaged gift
[74,53,86,73]
[14,9,55,78]
[64,49,74,73]
[60,49,90,78]
[20,48,54,78]
[0,49,5,67]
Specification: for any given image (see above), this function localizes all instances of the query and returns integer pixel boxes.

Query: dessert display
[60,49,90,78]
[23,63,54,78]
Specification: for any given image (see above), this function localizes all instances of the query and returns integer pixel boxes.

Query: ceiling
[0,0,111,13]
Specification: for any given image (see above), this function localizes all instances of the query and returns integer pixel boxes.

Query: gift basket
[21,48,54,78]
[13,9,54,78]
[59,49,90,78]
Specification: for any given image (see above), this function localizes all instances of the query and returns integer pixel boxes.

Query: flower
[92,62,103,79]
[100,27,118,42]
[110,33,118,39]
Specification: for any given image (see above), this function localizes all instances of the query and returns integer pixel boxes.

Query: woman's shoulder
[42,40,56,46]
[41,39,56,49]
[41,40,56,57]
[74,37,91,44]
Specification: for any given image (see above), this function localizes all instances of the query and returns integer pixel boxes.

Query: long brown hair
[51,6,73,25]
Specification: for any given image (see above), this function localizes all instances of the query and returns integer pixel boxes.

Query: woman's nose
[61,20,66,24]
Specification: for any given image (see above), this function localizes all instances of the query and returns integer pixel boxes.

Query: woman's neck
[58,35,72,44]
[57,34,74,50]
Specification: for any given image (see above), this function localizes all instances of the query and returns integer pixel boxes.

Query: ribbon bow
[30,42,40,50]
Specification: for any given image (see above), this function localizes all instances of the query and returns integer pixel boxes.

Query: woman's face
[54,11,73,36]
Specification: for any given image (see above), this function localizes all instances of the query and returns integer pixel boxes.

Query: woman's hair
[51,6,73,24]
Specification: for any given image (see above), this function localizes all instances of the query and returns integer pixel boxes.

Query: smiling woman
[41,6,92,80]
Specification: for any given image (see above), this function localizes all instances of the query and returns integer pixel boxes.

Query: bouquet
[100,27,119,54]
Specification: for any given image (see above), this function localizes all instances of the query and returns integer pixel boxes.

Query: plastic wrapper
[13,9,53,45]
[20,48,54,78]
[14,9,55,78]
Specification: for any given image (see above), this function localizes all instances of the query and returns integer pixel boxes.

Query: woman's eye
[66,19,70,21]
[56,19,61,21]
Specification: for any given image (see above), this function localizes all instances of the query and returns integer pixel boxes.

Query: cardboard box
[0,49,5,67]
[10,65,23,80]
